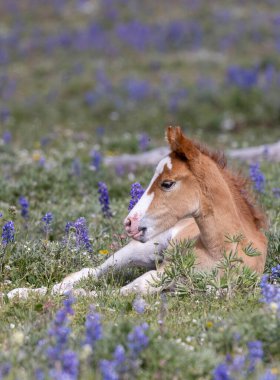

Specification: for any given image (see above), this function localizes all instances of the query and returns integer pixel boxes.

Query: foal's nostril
[124,218,132,229]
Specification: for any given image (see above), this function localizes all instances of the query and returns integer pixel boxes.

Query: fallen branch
[104,140,280,169]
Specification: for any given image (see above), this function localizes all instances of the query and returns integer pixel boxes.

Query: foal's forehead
[155,155,173,175]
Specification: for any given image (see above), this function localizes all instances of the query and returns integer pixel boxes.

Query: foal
[7,127,267,298]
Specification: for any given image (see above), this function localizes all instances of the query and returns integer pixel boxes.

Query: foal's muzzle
[124,216,147,242]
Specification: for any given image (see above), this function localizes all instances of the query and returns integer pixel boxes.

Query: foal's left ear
[166,126,200,160]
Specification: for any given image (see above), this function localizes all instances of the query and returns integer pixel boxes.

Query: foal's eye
[161,181,176,190]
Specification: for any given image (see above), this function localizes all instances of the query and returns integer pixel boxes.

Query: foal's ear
[166,126,199,160]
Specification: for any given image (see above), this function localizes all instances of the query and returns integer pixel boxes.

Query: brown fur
[167,126,267,231]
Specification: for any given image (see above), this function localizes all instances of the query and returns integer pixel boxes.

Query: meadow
[0,0,280,379]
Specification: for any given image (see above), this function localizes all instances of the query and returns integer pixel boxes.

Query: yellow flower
[99,249,109,255]
[205,321,213,329]
[271,368,280,375]
[32,151,41,162]
[270,302,279,312]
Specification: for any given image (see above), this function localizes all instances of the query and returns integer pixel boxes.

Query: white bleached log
[104,140,280,169]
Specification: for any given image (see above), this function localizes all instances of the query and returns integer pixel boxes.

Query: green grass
[0,0,280,378]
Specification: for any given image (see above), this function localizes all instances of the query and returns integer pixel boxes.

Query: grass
[0,0,280,379]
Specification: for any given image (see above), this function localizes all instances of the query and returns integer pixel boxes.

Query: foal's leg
[51,228,172,295]
[119,269,163,296]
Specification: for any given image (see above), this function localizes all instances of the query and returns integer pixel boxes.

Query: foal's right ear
[166,126,199,160]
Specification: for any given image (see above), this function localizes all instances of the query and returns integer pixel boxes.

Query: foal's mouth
[126,227,147,242]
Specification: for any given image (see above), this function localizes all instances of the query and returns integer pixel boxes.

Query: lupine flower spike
[98,182,112,218]
[249,162,265,193]
[19,196,29,219]
[128,182,145,211]
[2,221,15,246]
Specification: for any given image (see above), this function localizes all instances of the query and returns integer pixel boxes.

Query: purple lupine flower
[259,272,280,307]
[100,345,126,380]
[83,306,102,347]
[1,221,15,246]
[127,322,149,359]
[42,212,53,234]
[46,295,78,380]
[90,150,102,171]
[19,196,29,219]
[42,212,53,225]
[65,218,92,252]
[49,350,79,380]
[247,340,263,372]
[260,370,278,380]
[2,130,12,144]
[138,133,150,151]
[74,217,92,252]
[128,183,145,211]
[124,78,151,101]
[213,363,232,380]
[271,264,280,281]
[34,368,44,380]
[98,182,112,218]
[272,188,280,198]
[72,158,81,177]
[249,162,265,193]
[226,65,259,89]
[100,323,149,380]
[0,363,11,378]
[132,297,147,314]
[99,359,119,380]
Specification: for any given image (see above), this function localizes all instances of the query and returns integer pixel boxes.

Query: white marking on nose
[127,155,173,219]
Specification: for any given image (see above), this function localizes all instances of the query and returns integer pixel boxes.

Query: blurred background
[1,0,280,153]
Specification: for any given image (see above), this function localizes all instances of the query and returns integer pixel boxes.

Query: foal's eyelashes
[160,180,176,191]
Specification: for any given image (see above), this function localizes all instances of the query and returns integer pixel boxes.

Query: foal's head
[124,126,207,242]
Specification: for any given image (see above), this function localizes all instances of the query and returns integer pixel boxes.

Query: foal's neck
[194,164,243,258]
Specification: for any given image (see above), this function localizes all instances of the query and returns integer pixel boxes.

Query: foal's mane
[192,141,267,230]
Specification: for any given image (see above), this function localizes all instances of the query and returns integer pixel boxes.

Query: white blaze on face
[127,155,173,220]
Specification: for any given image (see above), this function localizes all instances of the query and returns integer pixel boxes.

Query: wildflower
[2,221,15,246]
[99,249,109,255]
[0,363,11,378]
[2,130,12,144]
[249,162,265,193]
[260,370,278,380]
[98,182,112,218]
[19,196,29,219]
[205,321,213,329]
[46,294,78,380]
[127,322,149,358]
[83,306,102,347]
[213,363,231,380]
[132,297,147,314]
[99,323,149,380]
[90,150,102,171]
[42,212,53,234]
[128,182,145,211]
[72,158,81,177]
[32,151,42,162]
[65,218,92,252]
[272,188,280,198]
[138,133,150,151]
[226,65,259,89]
[247,340,263,372]
[74,217,92,252]
[271,264,280,281]
[100,345,126,380]
[259,268,280,309]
